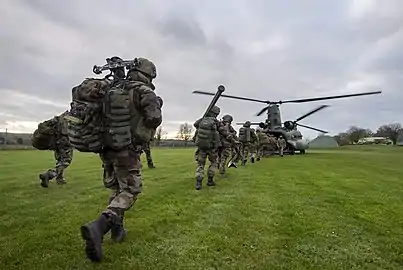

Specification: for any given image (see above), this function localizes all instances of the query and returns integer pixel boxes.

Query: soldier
[256,130,270,160]
[80,58,162,262]
[141,96,163,169]
[237,121,257,165]
[249,128,258,163]
[277,135,287,157]
[218,114,237,175]
[37,111,73,187]
[193,106,237,190]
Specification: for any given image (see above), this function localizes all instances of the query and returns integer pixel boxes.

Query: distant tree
[177,122,193,147]
[154,127,163,146]
[375,123,402,145]
[346,126,373,144]
[333,132,350,146]
[16,137,24,145]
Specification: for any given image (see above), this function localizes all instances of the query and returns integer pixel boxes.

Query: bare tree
[346,126,373,144]
[375,123,402,145]
[177,122,193,147]
[154,126,163,146]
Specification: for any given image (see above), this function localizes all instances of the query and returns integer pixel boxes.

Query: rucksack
[65,78,154,153]
[31,118,58,150]
[238,127,251,142]
[65,78,109,153]
[195,117,218,148]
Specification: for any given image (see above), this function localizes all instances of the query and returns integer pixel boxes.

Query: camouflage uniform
[277,136,287,157]
[193,106,237,190]
[39,111,73,187]
[256,130,269,160]
[249,128,258,163]
[81,58,162,262]
[236,121,257,165]
[218,114,237,174]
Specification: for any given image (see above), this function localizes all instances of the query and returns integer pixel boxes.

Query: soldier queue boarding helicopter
[192,89,382,154]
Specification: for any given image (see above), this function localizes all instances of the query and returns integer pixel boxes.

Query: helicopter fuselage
[263,128,308,153]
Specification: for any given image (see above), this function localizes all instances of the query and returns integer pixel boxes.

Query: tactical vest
[103,81,156,150]
[238,127,251,142]
[195,117,218,148]
[220,122,232,147]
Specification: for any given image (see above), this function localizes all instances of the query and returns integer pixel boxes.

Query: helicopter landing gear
[300,149,306,154]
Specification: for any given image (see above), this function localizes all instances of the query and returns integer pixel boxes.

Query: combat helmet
[244,121,251,127]
[210,105,220,116]
[222,114,233,123]
[134,58,157,79]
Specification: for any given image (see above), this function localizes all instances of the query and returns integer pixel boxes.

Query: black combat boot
[257,157,261,161]
[147,161,155,169]
[196,178,202,190]
[206,177,216,187]
[251,156,255,163]
[80,213,112,262]
[110,214,126,243]
[39,170,57,188]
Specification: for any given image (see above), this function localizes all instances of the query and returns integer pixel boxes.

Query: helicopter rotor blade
[256,106,270,116]
[294,105,329,122]
[278,90,382,104]
[192,91,270,104]
[236,122,261,125]
[296,123,328,133]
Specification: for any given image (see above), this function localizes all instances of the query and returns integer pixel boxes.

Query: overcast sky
[1,0,402,139]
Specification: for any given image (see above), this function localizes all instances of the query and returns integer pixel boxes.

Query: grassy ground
[0,146,403,269]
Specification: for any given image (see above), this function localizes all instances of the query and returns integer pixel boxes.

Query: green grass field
[1,146,403,269]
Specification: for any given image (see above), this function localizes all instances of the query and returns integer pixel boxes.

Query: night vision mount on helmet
[193,89,382,155]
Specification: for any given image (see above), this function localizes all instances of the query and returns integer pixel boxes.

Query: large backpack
[65,78,109,153]
[31,118,59,150]
[238,127,251,143]
[65,78,154,153]
[195,117,218,148]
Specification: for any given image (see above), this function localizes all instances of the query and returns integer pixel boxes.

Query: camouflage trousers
[99,145,143,217]
[235,142,253,163]
[258,144,270,158]
[217,146,231,174]
[141,142,154,167]
[195,147,218,181]
[45,146,73,181]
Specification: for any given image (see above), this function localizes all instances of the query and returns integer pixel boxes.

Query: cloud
[0,0,402,140]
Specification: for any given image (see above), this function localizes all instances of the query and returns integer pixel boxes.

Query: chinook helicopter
[192,90,382,154]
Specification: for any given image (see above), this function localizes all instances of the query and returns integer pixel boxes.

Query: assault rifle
[93,57,137,81]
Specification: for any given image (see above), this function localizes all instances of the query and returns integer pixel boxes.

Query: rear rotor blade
[294,105,329,122]
[256,106,270,116]
[279,90,382,104]
[192,91,269,104]
[296,123,328,133]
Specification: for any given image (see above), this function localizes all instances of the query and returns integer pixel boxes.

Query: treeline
[333,123,402,146]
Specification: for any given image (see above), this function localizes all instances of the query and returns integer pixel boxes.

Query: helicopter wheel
[300,150,306,154]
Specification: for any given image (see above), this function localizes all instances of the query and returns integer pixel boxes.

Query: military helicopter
[192,90,382,154]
